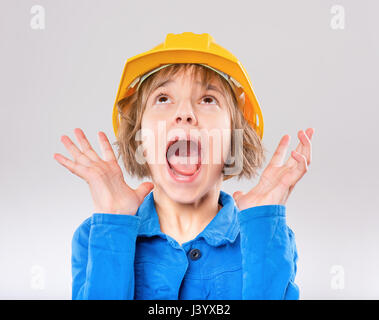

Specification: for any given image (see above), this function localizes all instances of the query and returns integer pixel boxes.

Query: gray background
[1,0,378,299]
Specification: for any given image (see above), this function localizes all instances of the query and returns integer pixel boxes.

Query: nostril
[175,116,194,124]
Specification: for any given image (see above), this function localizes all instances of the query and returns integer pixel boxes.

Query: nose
[174,100,198,126]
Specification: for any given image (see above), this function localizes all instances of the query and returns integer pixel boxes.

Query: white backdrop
[0,0,378,299]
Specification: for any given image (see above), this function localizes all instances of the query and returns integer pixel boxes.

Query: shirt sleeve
[238,205,299,300]
[71,213,141,300]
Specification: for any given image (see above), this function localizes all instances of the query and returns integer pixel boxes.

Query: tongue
[167,140,200,176]
[169,161,198,176]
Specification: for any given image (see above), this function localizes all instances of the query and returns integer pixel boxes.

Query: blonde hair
[113,63,267,181]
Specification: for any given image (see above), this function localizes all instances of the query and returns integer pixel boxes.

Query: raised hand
[53,128,154,215]
[233,128,314,210]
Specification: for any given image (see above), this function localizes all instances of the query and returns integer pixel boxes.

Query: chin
[166,189,202,204]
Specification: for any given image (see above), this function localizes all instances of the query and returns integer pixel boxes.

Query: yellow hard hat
[112,32,264,140]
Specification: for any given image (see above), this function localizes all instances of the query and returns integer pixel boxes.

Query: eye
[153,93,219,105]
[155,94,172,105]
[201,95,218,105]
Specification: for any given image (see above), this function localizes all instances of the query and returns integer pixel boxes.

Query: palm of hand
[233,128,314,210]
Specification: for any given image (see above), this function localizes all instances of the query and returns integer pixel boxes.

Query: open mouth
[165,135,202,182]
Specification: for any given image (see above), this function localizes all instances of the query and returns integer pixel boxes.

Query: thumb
[135,181,154,203]
[233,191,244,202]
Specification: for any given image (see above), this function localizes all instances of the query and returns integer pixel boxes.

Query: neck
[153,184,222,246]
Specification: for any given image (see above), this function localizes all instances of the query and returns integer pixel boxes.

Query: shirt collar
[135,190,240,248]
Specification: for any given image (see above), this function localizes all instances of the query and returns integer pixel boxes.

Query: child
[54,32,314,300]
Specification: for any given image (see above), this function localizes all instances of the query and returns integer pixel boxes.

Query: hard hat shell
[112,32,264,140]
[112,32,264,181]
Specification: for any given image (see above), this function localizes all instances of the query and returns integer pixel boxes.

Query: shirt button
[189,248,202,261]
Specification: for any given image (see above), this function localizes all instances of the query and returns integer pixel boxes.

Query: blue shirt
[71,190,299,300]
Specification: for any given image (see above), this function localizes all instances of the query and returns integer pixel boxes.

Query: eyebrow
[155,79,224,96]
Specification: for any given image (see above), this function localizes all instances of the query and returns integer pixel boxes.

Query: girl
[53,32,314,300]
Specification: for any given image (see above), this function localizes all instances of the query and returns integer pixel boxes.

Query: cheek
[211,133,231,166]
[140,122,167,168]
[200,127,231,166]
[140,117,156,164]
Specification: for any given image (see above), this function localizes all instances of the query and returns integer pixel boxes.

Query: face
[140,68,232,204]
